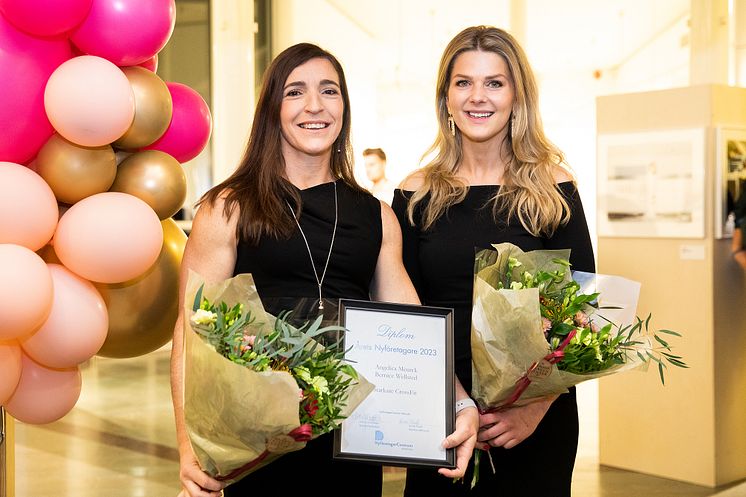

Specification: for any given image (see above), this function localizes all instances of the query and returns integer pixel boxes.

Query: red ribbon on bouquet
[482,329,577,414]
[215,424,313,482]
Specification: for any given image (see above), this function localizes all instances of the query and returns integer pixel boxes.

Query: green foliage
[500,258,687,383]
[189,285,359,435]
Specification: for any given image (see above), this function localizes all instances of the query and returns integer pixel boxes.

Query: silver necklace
[286,180,338,311]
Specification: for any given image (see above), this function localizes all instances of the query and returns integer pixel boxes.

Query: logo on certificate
[375,430,384,441]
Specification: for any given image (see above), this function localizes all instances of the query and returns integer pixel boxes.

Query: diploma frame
[333,299,456,469]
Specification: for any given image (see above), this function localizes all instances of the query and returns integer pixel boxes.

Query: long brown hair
[407,26,571,237]
[200,43,362,244]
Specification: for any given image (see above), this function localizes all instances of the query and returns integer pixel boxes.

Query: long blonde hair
[407,26,571,237]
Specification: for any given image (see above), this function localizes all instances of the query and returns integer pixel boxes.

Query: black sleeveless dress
[224,180,383,497]
[392,182,595,497]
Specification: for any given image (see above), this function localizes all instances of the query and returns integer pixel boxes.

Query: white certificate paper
[334,300,454,468]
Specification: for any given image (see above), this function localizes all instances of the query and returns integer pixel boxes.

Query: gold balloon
[109,150,187,219]
[95,218,187,358]
[36,134,116,204]
[114,66,173,149]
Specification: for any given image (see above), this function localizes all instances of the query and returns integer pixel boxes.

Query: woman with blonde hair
[393,26,594,496]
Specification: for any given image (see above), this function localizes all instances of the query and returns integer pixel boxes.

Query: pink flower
[243,334,256,347]
[542,317,552,337]
[573,311,590,328]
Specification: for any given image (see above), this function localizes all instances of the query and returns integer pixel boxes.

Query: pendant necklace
[286,180,338,311]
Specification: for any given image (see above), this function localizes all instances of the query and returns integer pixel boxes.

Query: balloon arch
[0,0,212,425]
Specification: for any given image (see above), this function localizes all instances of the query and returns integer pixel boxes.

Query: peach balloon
[5,353,81,424]
[0,342,22,405]
[22,264,108,368]
[96,218,185,358]
[44,55,135,147]
[54,192,163,283]
[0,244,53,341]
[0,162,58,251]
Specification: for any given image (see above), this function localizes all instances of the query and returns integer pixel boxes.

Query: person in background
[363,147,395,204]
[170,42,478,497]
[732,187,746,269]
[393,26,595,497]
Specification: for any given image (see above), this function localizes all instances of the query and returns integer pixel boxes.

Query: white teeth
[299,123,328,129]
[468,112,493,118]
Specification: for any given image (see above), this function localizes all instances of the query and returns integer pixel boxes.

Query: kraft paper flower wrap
[470,243,684,411]
[182,271,374,484]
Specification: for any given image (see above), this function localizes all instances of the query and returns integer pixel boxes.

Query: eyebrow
[284,79,340,90]
[451,73,508,80]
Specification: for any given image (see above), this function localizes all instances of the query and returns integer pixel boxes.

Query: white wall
[272,0,511,186]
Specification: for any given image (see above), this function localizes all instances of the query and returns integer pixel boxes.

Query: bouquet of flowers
[467,243,686,486]
[470,242,686,411]
[181,271,373,484]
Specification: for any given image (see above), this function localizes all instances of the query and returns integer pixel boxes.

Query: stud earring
[448,114,455,136]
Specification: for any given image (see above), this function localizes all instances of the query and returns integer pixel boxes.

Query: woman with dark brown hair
[171,42,478,497]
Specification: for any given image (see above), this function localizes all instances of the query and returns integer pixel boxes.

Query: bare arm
[171,197,237,497]
[732,227,746,270]
[370,201,478,478]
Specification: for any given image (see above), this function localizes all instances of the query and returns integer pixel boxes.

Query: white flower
[310,376,330,398]
[191,309,217,326]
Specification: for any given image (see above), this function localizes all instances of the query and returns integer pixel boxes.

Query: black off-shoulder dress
[392,182,595,497]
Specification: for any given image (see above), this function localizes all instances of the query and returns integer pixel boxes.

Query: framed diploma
[333,299,455,468]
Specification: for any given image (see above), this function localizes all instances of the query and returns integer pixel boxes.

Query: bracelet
[455,398,477,414]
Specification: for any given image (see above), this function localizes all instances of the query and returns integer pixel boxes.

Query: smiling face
[446,49,515,146]
[279,57,344,162]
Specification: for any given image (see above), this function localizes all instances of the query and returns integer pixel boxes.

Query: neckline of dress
[294,179,339,193]
[396,180,574,194]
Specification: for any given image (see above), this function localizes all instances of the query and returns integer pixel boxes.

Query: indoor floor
[11,349,746,497]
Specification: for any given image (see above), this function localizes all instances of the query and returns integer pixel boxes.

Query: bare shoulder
[552,165,574,183]
[182,192,239,281]
[399,170,426,191]
[191,193,238,244]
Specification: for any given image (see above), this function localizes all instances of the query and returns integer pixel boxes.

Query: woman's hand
[178,449,225,497]
[477,395,557,449]
[438,404,479,478]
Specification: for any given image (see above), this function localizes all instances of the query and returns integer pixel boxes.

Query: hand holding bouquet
[181,272,373,484]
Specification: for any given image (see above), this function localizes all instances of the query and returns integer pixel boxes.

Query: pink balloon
[0,15,72,164]
[5,353,81,424]
[71,0,175,66]
[22,264,108,368]
[0,0,92,37]
[54,192,163,283]
[0,162,58,250]
[0,342,22,405]
[0,244,53,341]
[44,55,135,147]
[135,53,158,72]
[143,82,212,163]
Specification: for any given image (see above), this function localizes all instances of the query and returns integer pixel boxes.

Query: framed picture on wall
[597,128,706,239]
[715,127,746,239]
